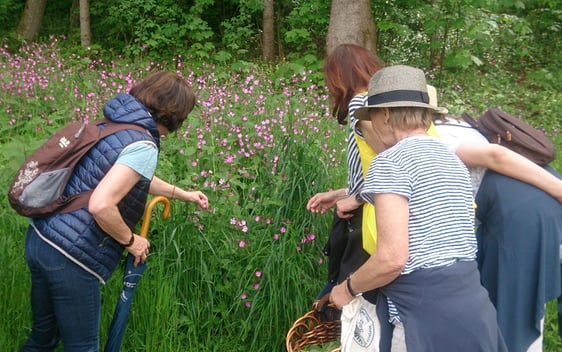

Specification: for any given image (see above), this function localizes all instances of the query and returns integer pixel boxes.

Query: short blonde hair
[386,107,432,131]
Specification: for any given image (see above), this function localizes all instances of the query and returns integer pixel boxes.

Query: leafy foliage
[90,0,214,60]
[281,0,330,59]
[4,0,561,86]
[0,0,24,33]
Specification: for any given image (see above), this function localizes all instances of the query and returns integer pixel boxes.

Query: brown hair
[129,71,196,132]
[324,44,384,125]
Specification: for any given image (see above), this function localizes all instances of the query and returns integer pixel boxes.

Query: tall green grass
[0,215,29,346]
[1,39,561,351]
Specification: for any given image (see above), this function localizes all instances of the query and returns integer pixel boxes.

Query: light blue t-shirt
[115,141,158,180]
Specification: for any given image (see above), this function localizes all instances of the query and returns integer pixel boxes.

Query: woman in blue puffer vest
[21,71,209,351]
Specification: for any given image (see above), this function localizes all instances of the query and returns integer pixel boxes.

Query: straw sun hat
[426,84,449,115]
[354,65,447,120]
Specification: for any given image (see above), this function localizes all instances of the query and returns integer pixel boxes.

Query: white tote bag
[340,296,380,352]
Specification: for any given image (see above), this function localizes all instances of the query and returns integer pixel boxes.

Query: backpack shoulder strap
[50,120,152,216]
[95,119,148,137]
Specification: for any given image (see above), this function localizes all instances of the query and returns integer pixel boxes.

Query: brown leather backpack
[461,107,556,165]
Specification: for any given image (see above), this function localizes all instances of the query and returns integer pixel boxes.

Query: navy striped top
[361,136,476,274]
[347,94,368,196]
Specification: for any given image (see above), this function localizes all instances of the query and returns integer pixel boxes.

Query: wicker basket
[286,293,342,352]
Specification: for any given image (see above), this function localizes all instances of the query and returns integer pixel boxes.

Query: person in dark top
[475,167,562,351]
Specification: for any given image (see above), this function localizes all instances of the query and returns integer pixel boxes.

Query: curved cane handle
[139,196,171,238]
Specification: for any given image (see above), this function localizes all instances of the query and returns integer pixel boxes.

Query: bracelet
[346,274,362,297]
[124,233,135,247]
[171,185,176,199]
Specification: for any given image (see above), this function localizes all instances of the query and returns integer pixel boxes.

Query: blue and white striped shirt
[361,135,476,275]
[361,136,476,322]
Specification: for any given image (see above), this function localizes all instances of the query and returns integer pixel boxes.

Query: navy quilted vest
[31,93,160,283]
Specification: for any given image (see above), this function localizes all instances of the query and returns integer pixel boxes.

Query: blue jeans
[21,227,101,352]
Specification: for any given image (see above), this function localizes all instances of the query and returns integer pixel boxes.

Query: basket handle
[313,292,332,312]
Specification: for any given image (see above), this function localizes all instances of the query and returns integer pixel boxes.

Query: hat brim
[354,101,443,121]
[426,84,449,115]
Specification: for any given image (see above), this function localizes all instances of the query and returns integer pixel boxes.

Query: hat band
[367,90,430,106]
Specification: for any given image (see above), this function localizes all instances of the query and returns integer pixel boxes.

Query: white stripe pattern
[347,94,368,196]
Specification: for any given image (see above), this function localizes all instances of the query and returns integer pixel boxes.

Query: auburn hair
[324,44,384,125]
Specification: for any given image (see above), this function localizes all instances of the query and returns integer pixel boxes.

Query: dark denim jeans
[21,227,101,352]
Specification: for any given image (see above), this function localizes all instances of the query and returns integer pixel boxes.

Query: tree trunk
[326,0,377,56]
[79,0,91,46]
[429,0,442,69]
[262,0,275,61]
[16,0,48,42]
[70,0,80,29]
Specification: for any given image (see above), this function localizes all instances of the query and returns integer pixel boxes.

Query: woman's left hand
[329,281,354,310]
[335,196,362,219]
